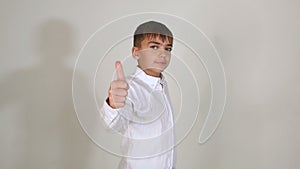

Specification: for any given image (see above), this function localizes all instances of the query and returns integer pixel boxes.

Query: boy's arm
[100,61,131,133]
[100,97,133,133]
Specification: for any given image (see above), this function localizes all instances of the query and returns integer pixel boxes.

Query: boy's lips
[154,61,166,65]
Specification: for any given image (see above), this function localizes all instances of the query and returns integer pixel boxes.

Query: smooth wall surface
[1,0,299,169]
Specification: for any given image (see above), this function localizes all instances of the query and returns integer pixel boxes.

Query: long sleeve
[100,98,133,134]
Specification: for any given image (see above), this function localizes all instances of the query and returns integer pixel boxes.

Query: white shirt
[100,67,175,169]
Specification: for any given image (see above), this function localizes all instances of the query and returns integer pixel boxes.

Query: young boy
[100,21,175,169]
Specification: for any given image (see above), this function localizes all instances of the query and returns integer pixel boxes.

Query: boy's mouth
[154,61,166,65]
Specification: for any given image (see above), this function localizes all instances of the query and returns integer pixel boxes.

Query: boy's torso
[119,68,175,169]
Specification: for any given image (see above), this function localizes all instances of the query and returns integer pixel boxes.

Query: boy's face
[132,36,173,77]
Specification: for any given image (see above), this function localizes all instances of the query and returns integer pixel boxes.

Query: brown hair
[133,21,173,47]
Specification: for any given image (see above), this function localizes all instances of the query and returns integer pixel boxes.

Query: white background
[0,0,299,169]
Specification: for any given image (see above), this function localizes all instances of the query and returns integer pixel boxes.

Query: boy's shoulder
[124,71,161,97]
[125,73,151,90]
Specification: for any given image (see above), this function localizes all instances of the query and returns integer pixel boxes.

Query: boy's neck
[138,66,162,78]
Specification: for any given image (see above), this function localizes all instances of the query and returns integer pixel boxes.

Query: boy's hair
[133,21,173,47]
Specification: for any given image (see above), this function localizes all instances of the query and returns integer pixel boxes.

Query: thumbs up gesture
[108,61,129,109]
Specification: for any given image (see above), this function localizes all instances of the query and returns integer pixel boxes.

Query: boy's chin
[152,68,165,73]
[142,67,164,72]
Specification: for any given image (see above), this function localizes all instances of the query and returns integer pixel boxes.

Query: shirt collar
[134,66,165,89]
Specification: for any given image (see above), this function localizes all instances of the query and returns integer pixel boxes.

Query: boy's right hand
[108,61,129,109]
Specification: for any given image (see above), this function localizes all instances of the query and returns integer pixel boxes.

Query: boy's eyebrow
[148,41,173,47]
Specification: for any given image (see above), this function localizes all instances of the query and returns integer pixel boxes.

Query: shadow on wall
[0,19,90,169]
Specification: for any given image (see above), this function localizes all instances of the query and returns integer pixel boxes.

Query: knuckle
[121,81,128,88]
[124,82,129,89]
[110,83,116,89]
[120,102,125,107]
[113,95,119,100]
[116,101,125,108]
[117,82,124,88]
[119,89,125,96]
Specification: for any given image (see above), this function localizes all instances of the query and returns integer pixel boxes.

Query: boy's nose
[158,49,167,58]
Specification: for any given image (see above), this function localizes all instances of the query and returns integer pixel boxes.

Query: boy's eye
[165,48,172,52]
[150,45,159,50]
[149,45,172,52]
[150,46,158,50]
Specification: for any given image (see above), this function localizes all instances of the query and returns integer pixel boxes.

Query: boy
[100,21,175,169]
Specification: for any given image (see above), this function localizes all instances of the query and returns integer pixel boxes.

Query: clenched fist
[107,61,129,109]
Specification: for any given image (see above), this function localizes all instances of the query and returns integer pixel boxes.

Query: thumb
[115,61,125,80]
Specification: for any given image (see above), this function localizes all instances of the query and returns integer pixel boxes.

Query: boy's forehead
[142,36,172,45]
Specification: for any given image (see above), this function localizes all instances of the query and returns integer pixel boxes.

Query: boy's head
[132,21,173,77]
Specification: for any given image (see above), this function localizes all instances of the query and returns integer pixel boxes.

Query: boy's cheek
[140,53,157,61]
[141,50,156,56]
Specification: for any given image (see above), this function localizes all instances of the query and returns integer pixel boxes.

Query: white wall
[0,0,299,169]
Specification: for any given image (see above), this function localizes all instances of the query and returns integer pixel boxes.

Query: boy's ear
[132,47,140,60]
